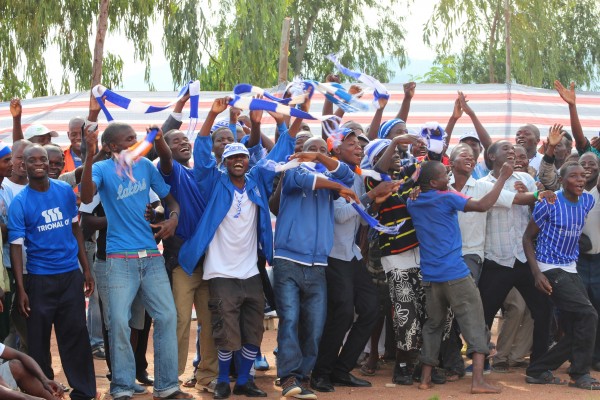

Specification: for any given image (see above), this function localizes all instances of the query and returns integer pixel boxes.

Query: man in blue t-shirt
[80,121,191,400]
[523,161,600,390]
[407,160,512,394]
[8,144,96,400]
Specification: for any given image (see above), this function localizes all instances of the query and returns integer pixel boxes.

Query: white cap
[222,143,250,159]
[459,132,481,143]
[24,124,59,140]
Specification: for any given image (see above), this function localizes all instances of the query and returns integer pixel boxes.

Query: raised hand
[326,74,341,84]
[349,84,363,97]
[547,123,565,147]
[458,91,474,116]
[403,82,416,99]
[210,97,231,114]
[84,125,99,154]
[9,98,22,118]
[554,80,576,105]
[451,98,463,119]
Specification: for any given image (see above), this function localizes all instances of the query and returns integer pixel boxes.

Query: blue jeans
[106,256,179,398]
[85,241,104,350]
[273,258,327,380]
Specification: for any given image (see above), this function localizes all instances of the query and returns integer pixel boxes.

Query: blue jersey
[534,191,594,265]
[407,190,471,282]
[8,179,79,275]
[157,160,206,241]
[92,157,170,254]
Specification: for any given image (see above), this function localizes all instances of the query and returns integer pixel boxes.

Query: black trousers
[478,259,551,362]
[26,270,96,400]
[527,269,598,379]
[313,257,379,376]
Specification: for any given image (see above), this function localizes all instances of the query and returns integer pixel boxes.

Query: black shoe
[393,362,414,385]
[213,382,231,399]
[232,381,267,397]
[330,372,372,387]
[310,375,335,392]
[136,371,154,386]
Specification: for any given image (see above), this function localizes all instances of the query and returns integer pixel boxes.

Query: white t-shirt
[582,186,600,255]
[537,260,577,274]
[203,189,259,280]
[529,152,543,174]
[3,180,26,197]
[450,175,515,260]
[381,247,420,274]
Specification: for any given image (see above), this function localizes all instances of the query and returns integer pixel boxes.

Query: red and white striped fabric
[1,83,600,147]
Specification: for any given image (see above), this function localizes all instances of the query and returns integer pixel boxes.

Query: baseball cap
[326,127,356,152]
[459,132,481,144]
[24,124,59,140]
[222,143,250,159]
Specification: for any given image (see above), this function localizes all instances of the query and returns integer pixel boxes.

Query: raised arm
[374,134,422,173]
[80,126,99,204]
[460,91,492,149]
[554,80,586,152]
[396,82,415,122]
[10,98,23,141]
[444,97,463,146]
[367,96,389,141]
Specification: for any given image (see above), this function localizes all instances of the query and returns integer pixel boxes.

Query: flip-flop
[525,371,567,385]
[568,374,600,390]
[182,377,197,388]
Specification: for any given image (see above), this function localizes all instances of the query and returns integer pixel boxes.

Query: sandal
[360,363,377,376]
[525,371,567,385]
[568,374,600,390]
[182,377,197,388]
[153,389,194,400]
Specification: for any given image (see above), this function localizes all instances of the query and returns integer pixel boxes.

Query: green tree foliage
[423,0,600,89]
[194,0,411,91]
[0,0,170,101]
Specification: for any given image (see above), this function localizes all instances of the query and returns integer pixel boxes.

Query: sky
[44,1,446,93]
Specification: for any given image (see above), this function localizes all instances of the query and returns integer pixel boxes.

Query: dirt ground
[50,323,600,400]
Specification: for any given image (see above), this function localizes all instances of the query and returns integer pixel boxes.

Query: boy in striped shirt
[523,161,599,390]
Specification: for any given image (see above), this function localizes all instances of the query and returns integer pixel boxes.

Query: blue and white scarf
[326,53,390,109]
[92,80,201,139]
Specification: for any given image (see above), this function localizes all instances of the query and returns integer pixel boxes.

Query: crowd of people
[0,76,599,400]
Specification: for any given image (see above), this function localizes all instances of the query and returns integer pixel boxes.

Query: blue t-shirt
[534,191,595,265]
[157,160,206,241]
[8,180,79,275]
[407,190,471,282]
[92,157,170,254]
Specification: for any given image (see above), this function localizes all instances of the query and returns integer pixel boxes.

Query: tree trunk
[294,9,319,76]
[488,1,501,83]
[278,17,291,84]
[91,0,110,89]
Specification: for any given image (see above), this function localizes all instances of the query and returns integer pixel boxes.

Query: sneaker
[281,376,302,397]
[196,379,217,393]
[133,383,147,396]
[393,363,413,385]
[254,355,270,371]
[92,347,106,360]
[464,360,491,376]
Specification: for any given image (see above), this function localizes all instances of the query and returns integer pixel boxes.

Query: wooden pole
[91,0,110,89]
[278,17,292,84]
